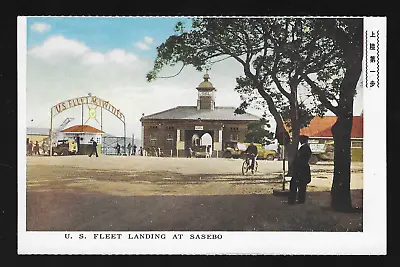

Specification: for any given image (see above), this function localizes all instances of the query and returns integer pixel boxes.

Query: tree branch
[208,55,233,64]
[270,53,292,101]
[271,73,291,101]
[256,25,270,78]
[255,83,287,134]
[157,63,185,79]
[302,74,338,114]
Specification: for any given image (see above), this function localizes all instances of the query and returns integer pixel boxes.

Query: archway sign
[49,95,126,156]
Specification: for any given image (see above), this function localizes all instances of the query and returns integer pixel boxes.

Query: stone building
[140,74,260,157]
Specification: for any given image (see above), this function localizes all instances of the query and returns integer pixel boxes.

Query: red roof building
[60,125,105,134]
[300,116,363,139]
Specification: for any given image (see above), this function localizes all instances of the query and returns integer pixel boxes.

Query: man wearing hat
[288,135,312,204]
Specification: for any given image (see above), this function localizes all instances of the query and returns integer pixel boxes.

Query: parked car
[243,143,277,160]
[308,140,334,164]
[223,142,277,160]
[52,139,78,156]
[194,145,211,158]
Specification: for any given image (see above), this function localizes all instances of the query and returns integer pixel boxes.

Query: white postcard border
[18,16,387,255]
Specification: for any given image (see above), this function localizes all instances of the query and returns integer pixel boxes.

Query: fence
[101,136,131,155]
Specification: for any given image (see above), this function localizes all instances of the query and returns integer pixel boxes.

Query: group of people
[27,140,48,156]
[88,138,145,158]
[127,143,138,156]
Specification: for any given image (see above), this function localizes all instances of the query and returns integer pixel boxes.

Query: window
[351,141,363,148]
[230,134,239,141]
[150,133,157,147]
[165,126,174,130]
[167,133,173,141]
[97,137,101,144]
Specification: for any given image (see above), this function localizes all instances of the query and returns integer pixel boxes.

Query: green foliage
[244,119,274,145]
[146,17,360,138]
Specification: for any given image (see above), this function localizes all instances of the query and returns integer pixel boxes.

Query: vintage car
[194,145,211,158]
[308,140,334,164]
[224,142,277,160]
[52,139,78,156]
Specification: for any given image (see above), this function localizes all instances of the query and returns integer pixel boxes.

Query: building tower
[196,74,216,110]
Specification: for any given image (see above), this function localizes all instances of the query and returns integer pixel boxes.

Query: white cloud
[135,42,151,51]
[30,22,51,33]
[106,49,138,64]
[144,36,153,44]
[81,51,105,65]
[29,35,90,60]
[29,35,140,66]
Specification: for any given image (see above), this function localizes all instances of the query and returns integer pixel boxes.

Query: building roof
[27,127,50,136]
[141,106,260,121]
[300,116,363,138]
[60,125,105,134]
[196,74,215,91]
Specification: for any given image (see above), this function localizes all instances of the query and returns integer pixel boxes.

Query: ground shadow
[27,189,363,232]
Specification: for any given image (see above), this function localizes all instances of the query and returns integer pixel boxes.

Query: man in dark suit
[89,138,98,158]
[288,135,312,204]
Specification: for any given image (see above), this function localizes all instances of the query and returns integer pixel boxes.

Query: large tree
[296,19,363,211]
[147,18,362,211]
[147,18,328,174]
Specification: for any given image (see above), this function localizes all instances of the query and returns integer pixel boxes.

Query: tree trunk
[330,58,361,212]
[287,84,301,176]
[285,117,301,176]
[331,115,353,211]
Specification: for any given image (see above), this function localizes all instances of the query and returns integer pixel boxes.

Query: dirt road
[25,155,363,231]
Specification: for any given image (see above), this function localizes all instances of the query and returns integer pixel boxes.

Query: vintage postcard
[17,16,386,255]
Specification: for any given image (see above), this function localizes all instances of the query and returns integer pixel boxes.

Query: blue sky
[27,17,192,59]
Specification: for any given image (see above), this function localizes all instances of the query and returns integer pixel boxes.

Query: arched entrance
[184,130,214,157]
[200,133,212,156]
[49,95,126,156]
[192,134,200,147]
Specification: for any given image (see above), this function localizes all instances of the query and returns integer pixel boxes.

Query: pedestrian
[27,140,33,156]
[139,146,143,156]
[41,141,47,155]
[206,145,211,158]
[34,141,40,155]
[76,136,81,154]
[288,135,312,204]
[187,147,193,158]
[133,144,137,155]
[127,143,132,156]
[89,138,98,157]
[116,143,121,156]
